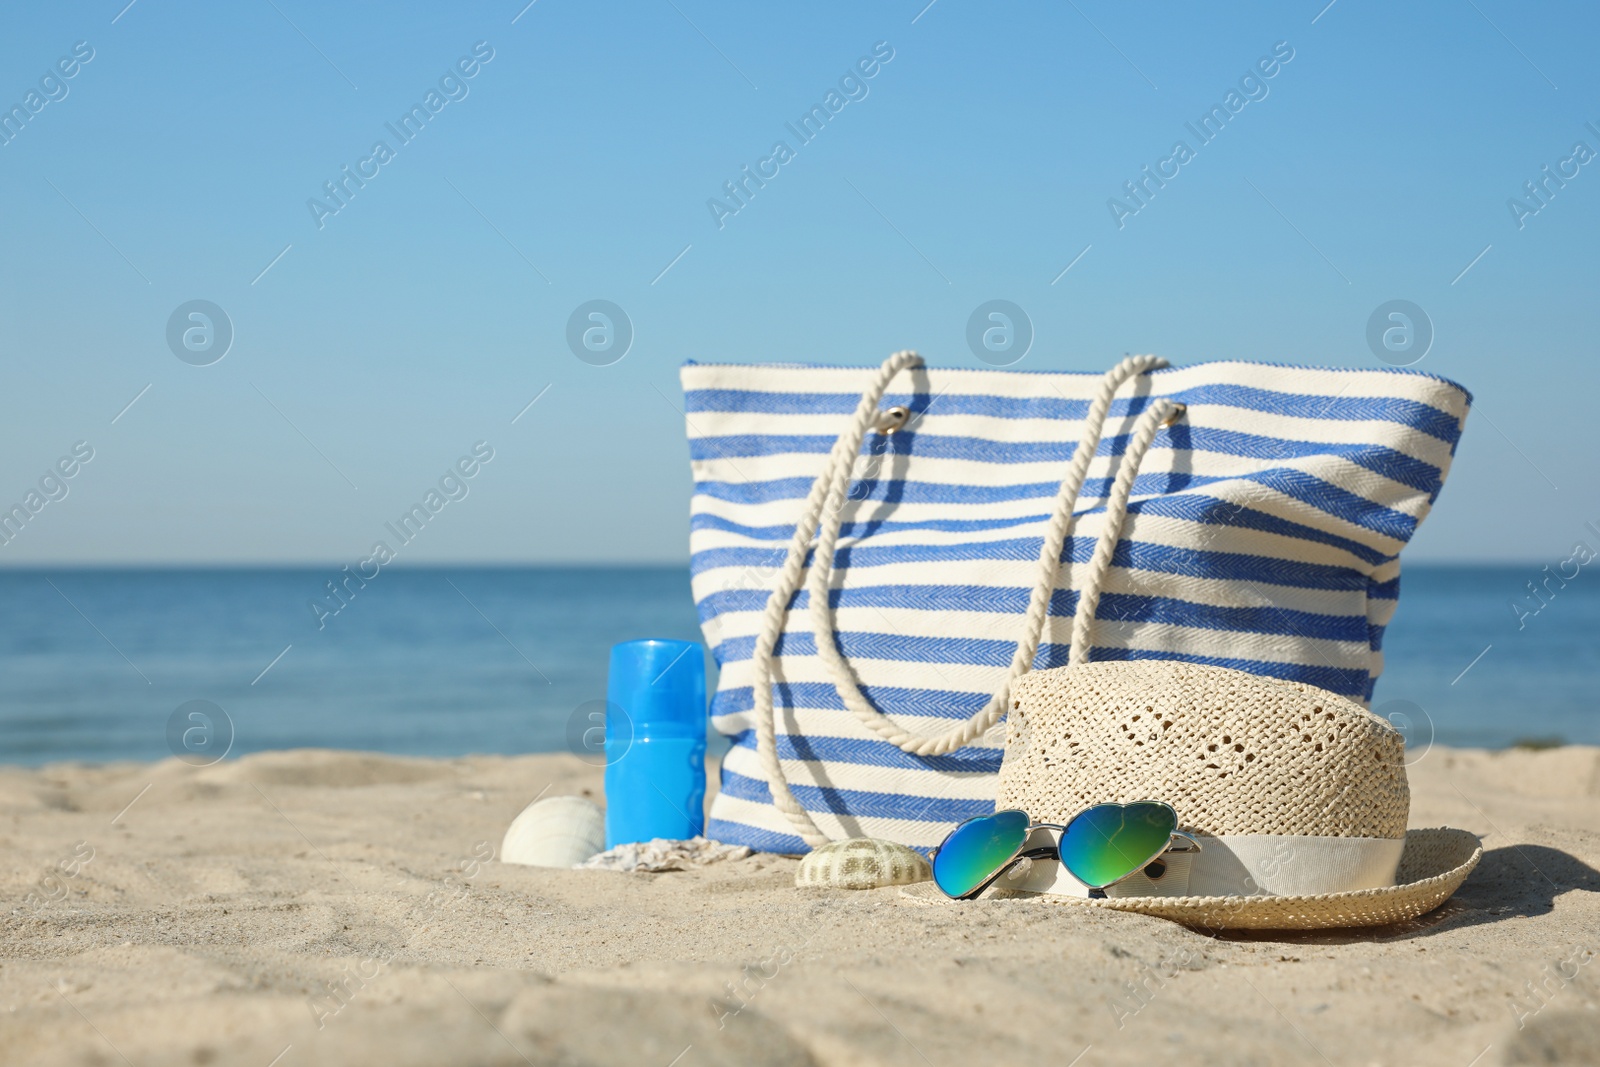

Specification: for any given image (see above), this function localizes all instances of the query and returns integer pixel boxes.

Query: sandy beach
[3,745,1598,1067]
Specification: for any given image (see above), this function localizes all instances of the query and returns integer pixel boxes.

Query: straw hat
[903,661,1481,930]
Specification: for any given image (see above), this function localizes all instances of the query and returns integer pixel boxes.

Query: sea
[0,565,1594,765]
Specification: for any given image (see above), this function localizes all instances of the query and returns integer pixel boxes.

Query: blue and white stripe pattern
[682,359,1472,854]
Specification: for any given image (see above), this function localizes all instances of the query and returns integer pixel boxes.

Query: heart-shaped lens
[1056,802,1178,889]
[932,809,1029,898]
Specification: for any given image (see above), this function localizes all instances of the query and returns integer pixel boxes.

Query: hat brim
[900,828,1482,931]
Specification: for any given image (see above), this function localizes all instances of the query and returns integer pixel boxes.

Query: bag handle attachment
[753,352,1181,848]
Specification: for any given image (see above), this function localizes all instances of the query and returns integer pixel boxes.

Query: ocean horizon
[1,562,1593,765]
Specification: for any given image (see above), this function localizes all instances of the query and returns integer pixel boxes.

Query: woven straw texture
[998,660,1410,838]
[899,828,1482,930]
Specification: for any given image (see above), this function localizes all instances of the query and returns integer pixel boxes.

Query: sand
[3,745,1599,1067]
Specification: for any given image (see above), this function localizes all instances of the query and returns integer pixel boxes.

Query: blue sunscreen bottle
[604,639,707,847]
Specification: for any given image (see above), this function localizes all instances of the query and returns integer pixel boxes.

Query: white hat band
[1007,828,1406,899]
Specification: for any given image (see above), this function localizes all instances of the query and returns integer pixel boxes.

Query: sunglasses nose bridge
[991,850,1043,889]
[972,837,1057,898]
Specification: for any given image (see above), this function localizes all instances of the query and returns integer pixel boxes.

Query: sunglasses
[930,801,1201,900]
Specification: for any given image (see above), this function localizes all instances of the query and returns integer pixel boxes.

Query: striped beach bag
[681,353,1471,854]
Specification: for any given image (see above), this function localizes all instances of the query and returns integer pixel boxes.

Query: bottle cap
[607,639,705,740]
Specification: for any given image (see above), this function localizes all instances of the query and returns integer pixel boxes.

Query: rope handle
[750,352,924,849]
[806,356,1170,758]
[1069,397,1185,665]
[754,353,1180,847]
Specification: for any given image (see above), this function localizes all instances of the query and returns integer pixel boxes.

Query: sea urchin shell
[795,837,931,890]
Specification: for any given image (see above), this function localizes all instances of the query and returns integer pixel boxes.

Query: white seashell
[500,795,606,868]
[795,837,931,890]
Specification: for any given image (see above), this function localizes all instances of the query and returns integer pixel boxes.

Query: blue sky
[0,0,1594,564]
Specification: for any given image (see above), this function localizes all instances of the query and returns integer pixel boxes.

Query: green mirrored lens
[1057,802,1177,889]
[932,809,1029,898]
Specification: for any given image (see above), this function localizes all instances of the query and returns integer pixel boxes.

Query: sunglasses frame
[931,801,1202,901]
